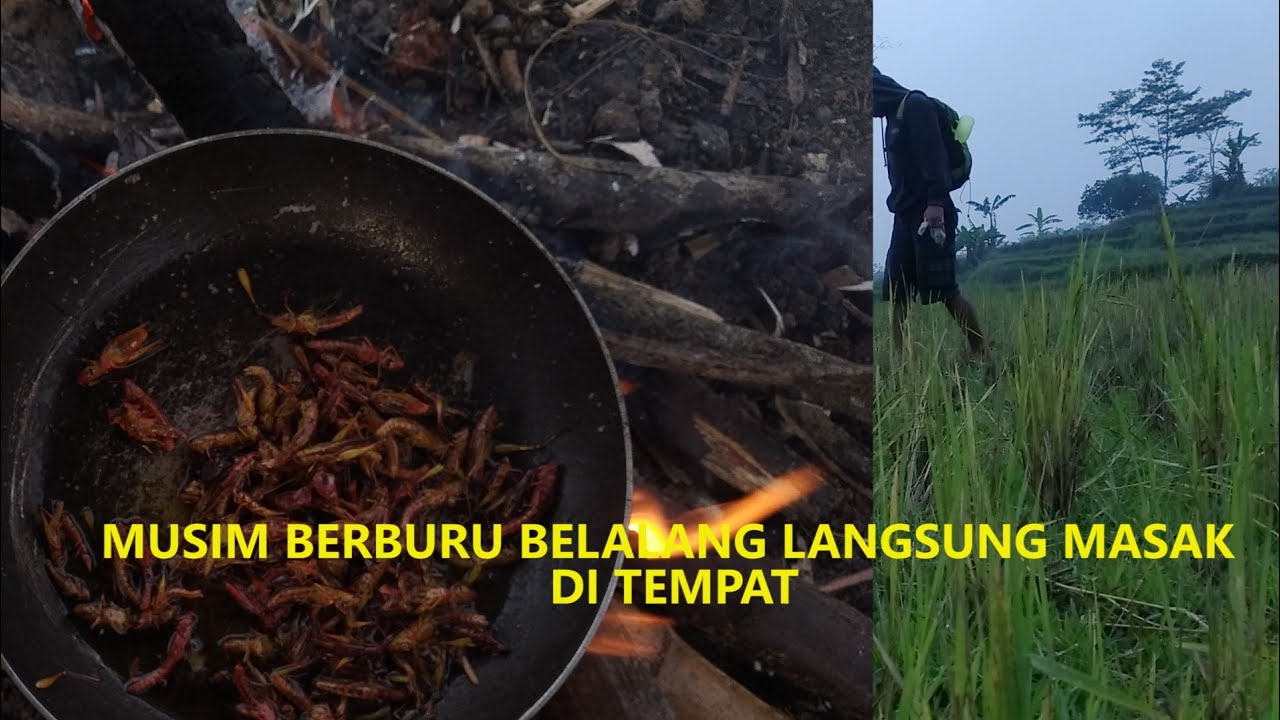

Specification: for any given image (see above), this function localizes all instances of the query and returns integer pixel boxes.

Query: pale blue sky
[871,0,1280,268]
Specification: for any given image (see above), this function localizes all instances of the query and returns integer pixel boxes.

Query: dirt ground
[284,0,872,180]
[2,0,871,180]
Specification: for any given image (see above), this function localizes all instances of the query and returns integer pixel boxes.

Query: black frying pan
[0,130,631,720]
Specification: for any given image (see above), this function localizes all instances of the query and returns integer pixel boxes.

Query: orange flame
[587,604,674,657]
[627,488,671,556]
[617,380,640,397]
[592,466,824,656]
[687,465,823,534]
[628,464,824,558]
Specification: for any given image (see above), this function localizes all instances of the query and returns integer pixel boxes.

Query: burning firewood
[624,478,874,719]
[546,599,788,720]
[543,602,678,719]
[636,372,869,528]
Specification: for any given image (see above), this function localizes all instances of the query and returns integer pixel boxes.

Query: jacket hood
[872,66,912,118]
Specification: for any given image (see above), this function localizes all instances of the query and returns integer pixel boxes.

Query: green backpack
[895,91,973,192]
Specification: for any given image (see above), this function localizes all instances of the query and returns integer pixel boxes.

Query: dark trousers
[883,204,959,305]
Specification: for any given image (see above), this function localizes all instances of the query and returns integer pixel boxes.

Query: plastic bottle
[954,115,975,143]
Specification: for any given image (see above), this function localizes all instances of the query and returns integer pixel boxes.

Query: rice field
[872,223,1280,719]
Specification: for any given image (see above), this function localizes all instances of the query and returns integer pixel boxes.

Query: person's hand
[924,204,945,228]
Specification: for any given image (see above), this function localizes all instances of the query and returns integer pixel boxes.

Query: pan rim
[0,128,633,720]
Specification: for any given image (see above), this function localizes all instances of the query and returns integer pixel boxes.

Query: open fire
[628,466,824,558]
[585,465,825,658]
[586,604,674,659]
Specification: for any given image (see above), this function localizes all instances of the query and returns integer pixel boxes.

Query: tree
[1133,60,1198,195]
[1078,88,1156,175]
[1078,59,1251,200]
[1179,89,1252,184]
[1078,172,1163,222]
[1255,168,1279,188]
[1016,207,1063,238]
[873,36,899,52]
[966,194,1016,233]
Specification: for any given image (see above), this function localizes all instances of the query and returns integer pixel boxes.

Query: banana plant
[956,221,1005,267]
[1015,207,1063,238]
[966,194,1016,233]
[1219,129,1261,184]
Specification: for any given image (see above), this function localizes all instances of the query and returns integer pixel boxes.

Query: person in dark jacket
[873,66,985,354]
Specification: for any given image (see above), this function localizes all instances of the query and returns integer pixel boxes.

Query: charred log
[88,0,305,137]
[387,135,870,242]
[1,92,117,148]
[635,372,870,528]
[636,552,874,719]
[561,260,871,424]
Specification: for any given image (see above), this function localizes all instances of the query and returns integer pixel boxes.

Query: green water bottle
[955,115,975,143]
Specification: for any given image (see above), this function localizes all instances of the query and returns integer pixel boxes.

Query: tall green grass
[1011,246,1099,513]
[874,220,1279,718]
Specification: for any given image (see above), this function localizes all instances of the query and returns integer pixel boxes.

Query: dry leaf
[590,137,663,167]
[840,281,874,293]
